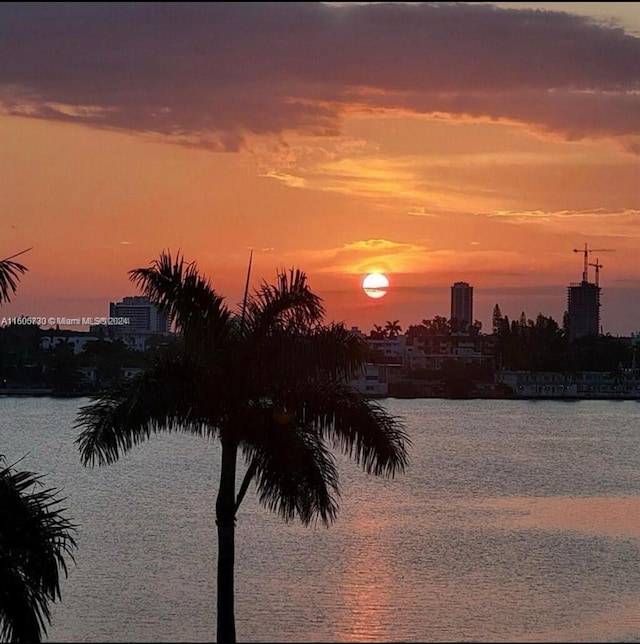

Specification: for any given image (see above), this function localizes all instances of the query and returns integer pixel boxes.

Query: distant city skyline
[3,256,634,339]
[1,3,638,337]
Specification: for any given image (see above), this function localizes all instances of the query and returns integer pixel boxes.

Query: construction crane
[589,258,603,288]
[572,243,614,283]
[573,243,590,282]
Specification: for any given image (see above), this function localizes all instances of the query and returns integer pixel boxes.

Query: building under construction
[567,244,602,341]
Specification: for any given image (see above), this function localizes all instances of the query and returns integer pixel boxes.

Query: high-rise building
[109,296,171,334]
[566,245,602,341]
[450,281,473,333]
[567,281,600,341]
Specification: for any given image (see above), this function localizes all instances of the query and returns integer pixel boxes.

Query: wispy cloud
[288,238,429,275]
[488,207,640,222]
[1,2,638,151]
[284,238,554,283]
[407,206,436,218]
[342,239,412,252]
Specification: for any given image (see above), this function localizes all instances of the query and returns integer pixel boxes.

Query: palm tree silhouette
[384,319,402,338]
[0,248,77,643]
[0,249,29,305]
[0,458,77,643]
[370,323,387,339]
[75,250,409,643]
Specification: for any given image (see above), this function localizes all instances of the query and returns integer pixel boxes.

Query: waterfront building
[566,244,602,341]
[567,281,600,341]
[109,296,171,335]
[347,362,390,397]
[450,281,473,333]
[496,370,640,399]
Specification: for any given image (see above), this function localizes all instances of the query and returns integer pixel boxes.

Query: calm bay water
[2,396,640,642]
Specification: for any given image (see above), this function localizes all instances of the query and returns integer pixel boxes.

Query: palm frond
[75,357,217,466]
[129,250,232,356]
[0,565,45,644]
[293,323,371,381]
[293,381,410,477]
[240,417,340,527]
[0,459,77,643]
[245,268,325,337]
[0,256,28,306]
[245,323,371,401]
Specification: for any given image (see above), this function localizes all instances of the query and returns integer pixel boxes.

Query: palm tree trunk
[216,437,238,643]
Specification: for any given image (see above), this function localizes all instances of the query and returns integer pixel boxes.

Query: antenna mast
[239,248,253,334]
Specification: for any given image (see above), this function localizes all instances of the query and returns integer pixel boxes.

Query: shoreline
[2,390,640,402]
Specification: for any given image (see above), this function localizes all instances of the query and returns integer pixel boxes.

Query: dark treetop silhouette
[75,250,410,643]
[0,249,77,644]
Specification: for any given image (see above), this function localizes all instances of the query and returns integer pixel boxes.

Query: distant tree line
[367,306,635,374]
[0,324,183,395]
[490,304,631,372]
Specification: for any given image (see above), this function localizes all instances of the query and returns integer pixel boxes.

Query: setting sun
[362,272,389,299]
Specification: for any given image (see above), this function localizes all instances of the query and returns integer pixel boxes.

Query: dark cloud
[1,2,638,150]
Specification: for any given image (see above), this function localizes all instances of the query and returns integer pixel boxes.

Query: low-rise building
[40,334,100,355]
[365,335,406,363]
[497,370,640,398]
[348,363,389,397]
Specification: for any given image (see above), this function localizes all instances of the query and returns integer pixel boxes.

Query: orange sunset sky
[1,2,639,335]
